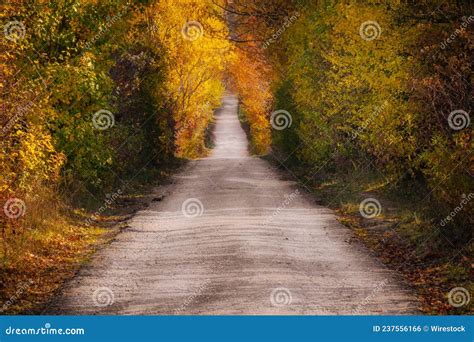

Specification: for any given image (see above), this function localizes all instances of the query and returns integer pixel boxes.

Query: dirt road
[46,94,418,314]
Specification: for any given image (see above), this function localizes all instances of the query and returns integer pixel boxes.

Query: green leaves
[270,1,472,230]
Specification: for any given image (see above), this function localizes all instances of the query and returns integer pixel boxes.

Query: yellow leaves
[151,0,234,158]
[15,127,64,193]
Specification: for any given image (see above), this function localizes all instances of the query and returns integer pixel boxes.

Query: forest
[1,0,472,314]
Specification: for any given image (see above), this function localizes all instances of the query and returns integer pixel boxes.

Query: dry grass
[0,162,184,314]
[0,198,110,314]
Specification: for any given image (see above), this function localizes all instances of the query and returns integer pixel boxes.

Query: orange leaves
[228,48,273,154]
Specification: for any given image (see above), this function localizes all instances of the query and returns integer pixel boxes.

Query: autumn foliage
[0,0,232,277]
[228,47,272,154]
[0,0,472,314]
[265,1,473,240]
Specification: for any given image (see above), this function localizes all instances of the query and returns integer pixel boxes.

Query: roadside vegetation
[1,0,231,313]
[1,0,471,314]
[243,0,472,314]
